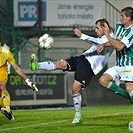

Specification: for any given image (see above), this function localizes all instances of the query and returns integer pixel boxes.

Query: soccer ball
[38,33,53,49]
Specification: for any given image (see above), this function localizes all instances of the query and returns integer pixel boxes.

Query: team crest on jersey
[116,36,122,41]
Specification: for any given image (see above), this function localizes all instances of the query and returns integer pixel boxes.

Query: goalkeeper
[30,18,114,124]
[0,37,38,120]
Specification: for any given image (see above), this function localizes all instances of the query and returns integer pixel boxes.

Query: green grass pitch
[0,105,133,133]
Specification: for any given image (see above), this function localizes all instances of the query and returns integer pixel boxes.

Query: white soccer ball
[38,33,53,49]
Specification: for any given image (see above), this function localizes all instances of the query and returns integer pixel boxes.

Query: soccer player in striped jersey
[30,18,114,124]
[98,7,133,102]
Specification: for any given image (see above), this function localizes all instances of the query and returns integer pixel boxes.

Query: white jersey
[81,33,114,75]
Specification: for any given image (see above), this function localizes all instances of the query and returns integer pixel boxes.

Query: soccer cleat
[30,53,37,71]
[1,108,14,120]
[72,116,82,124]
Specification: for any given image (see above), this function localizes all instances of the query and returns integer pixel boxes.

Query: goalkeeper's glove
[25,78,38,92]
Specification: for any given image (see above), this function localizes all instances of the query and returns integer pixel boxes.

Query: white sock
[38,61,56,70]
[73,93,82,117]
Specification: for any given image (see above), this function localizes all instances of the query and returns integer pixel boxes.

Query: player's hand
[25,78,38,92]
[102,23,110,35]
[73,28,82,38]
[97,44,105,54]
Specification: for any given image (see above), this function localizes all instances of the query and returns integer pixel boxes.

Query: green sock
[107,81,129,99]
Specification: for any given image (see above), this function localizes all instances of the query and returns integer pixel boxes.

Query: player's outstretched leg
[30,53,56,71]
[30,53,38,71]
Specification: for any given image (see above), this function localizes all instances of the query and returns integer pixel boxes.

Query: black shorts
[65,55,94,88]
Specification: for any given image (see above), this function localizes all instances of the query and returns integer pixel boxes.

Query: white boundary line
[88,112,131,118]
[0,120,68,132]
[0,112,132,132]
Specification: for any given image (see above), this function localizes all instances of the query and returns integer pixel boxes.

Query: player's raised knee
[56,60,67,69]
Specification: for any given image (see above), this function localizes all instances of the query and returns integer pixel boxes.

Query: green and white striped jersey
[114,22,133,66]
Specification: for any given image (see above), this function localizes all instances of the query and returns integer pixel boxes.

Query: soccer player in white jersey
[98,7,133,102]
[30,18,113,124]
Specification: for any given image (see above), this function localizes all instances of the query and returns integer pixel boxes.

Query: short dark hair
[95,18,110,29]
[121,7,133,21]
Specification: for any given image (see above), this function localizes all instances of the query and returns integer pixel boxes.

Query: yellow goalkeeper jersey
[0,46,16,71]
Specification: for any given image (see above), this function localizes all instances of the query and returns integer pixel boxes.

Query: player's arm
[7,50,27,80]
[11,63,27,80]
[7,49,38,92]
[73,28,102,45]
[11,63,38,92]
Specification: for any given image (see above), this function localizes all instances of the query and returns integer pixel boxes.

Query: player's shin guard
[73,93,82,117]
[107,81,130,99]
[1,90,11,111]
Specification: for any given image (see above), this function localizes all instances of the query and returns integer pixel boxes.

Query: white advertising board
[14,0,105,27]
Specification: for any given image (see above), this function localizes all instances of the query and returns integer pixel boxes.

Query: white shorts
[104,66,133,83]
